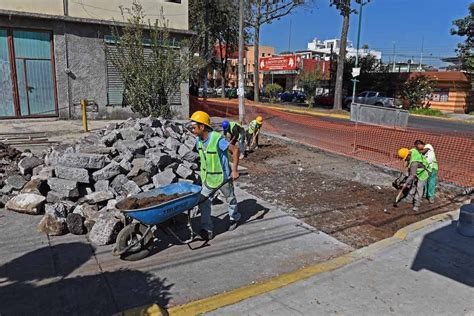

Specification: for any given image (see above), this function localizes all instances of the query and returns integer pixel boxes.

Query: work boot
[228,220,240,231]
[412,206,419,212]
[199,229,213,241]
[428,197,435,204]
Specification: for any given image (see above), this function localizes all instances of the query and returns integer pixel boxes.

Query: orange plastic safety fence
[190,97,474,188]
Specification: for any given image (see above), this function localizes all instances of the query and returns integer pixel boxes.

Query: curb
[116,303,168,316]
[253,103,350,120]
[167,210,457,315]
[410,113,474,124]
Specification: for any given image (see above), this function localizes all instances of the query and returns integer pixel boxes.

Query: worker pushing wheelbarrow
[113,110,243,261]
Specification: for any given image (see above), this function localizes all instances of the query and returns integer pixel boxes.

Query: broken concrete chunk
[143,159,158,175]
[73,204,99,221]
[164,137,181,153]
[139,116,161,128]
[47,178,79,198]
[182,151,199,163]
[18,156,44,175]
[84,191,115,204]
[111,174,128,193]
[115,139,148,156]
[127,158,145,178]
[152,169,177,188]
[57,153,108,169]
[66,213,86,235]
[1,185,14,195]
[178,144,192,158]
[141,126,155,139]
[5,175,27,190]
[34,166,55,181]
[119,159,132,172]
[88,216,124,246]
[132,172,150,187]
[55,166,90,183]
[94,180,109,192]
[37,213,68,236]
[176,164,193,179]
[92,161,123,182]
[46,191,70,204]
[122,181,142,196]
[6,193,46,215]
[101,130,121,146]
[147,136,166,148]
[45,203,68,218]
[141,183,155,192]
[119,128,144,141]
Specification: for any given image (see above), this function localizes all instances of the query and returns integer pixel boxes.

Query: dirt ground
[237,135,465,249]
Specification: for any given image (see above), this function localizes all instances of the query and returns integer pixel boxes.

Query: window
[367,92,377,98]
[430,88,449,102]
[357,92,367,97]
[262,53,265,57]
[165,0,181,3]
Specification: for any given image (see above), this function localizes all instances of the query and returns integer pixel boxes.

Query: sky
[259,0,471,67]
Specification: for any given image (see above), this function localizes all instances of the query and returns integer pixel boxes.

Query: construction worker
[415,140,438,203]
[222,120,246,159]
[397,147,432,212]
[190,111,242,240]
[246,116,263,149]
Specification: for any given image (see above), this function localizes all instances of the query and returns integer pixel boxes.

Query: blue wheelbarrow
[112,180,229,261]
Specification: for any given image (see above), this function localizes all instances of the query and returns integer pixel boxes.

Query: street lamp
[351,0,370,104]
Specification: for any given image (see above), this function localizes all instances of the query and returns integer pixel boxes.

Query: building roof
[409,71,470,83]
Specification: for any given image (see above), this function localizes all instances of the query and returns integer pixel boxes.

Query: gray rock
[142,126,155,139]
[32,164,45,176]
[47,178,79,198]
[119,159,132,172]
[0,185,13,195]
[101,130,121,146]
[139,116,161,127]
[178,144,193,158]
[176,164,193,179]
[46,191,67,204]
[152,169,177,188]
[92,161,123,182]
[115,139,148,155]
[143,159,158,175]
[184,135,196,149]
[66,213,86,235]
[164,137,181,152]
[5,175,27,190]
[141,184,155,192]
[77,145,117,156]
[147,136,166,148]
[132,172,150,187]
[122,181,142,196]
[111,174,128,193]
[73,204,99,220]
[153,127,164,137]
[57,153,108,169]
[55,166,90,183]
[147,152,175,170]
[34,166,55,181]
[165,162,179,171]
[88,216,124,246]
[127,158,145,178]
[18,156,44,175]
[45,203,68,218]
[84,191,115,204]
[37,213,68,236]
[6,193,46,215]
[183,151,199,163]
[119,128,144,141]
[164,126,180,139]
[94,180,109,192]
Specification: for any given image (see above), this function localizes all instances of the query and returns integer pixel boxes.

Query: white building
[307,38,382,61]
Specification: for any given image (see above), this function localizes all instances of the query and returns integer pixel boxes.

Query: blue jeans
[199,181,240,233]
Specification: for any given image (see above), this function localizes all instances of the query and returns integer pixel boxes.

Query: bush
[297,70,321,108]
[265,83,283,102]
[409,108,445,117]
[399,75,434,110]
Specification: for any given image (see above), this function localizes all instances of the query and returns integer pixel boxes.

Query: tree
[265,83,283,102]
[248,0,307,102]
[297,70,321,107]
[107,2,201,117]
[451,3,474,71]
[330,0,353,110]
[399,75,434,109]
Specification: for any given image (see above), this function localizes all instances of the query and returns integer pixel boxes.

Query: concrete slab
[208,216,474,316]
[0,187,351,314]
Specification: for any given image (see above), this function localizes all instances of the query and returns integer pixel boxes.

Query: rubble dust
[116,192,191,210]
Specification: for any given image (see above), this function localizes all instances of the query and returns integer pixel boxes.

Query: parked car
[245,89,254,101]
[280,91,306,103]
[344,91,402,109]
[314,93,334,107]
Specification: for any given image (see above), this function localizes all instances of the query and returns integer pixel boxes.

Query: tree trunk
[253,23,260,103]
[221,67,226,98]
[334,11,350,110]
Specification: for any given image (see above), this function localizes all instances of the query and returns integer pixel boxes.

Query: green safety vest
[229,122,242,140]
[409,149,432,181]
[197,131,225,189]
[248,120,261,134]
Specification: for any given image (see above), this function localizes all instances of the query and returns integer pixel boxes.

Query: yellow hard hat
[398,148,409,160]
[190,111,211,128]
[256,116,263,124]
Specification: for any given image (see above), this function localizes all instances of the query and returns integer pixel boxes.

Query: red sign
[259,55,301,71]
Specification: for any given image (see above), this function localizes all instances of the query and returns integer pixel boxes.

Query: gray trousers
[407,179,426,207]
[199,181,240,233]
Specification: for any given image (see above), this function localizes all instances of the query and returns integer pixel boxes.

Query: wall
[246,45,275,89]
[0,15,189,120]
[0,0,188,31]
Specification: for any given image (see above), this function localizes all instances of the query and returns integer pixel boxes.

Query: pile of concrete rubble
[0,117,199,246]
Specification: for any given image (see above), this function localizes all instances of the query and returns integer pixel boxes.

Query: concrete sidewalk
[207,213,474,316]
[0,187,351,315]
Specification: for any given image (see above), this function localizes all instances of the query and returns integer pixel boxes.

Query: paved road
[209,213,474,315]
[408,116,474,135]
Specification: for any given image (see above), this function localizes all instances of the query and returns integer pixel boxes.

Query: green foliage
[400,75,434,110]
[409,108,445,117]
[342,55,390,93]
[297,70,321,107]
[265,83,283,102]
[451,3,474,71]
[107,2,202,118]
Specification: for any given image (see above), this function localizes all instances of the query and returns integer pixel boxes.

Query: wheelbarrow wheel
[116,223,153,261]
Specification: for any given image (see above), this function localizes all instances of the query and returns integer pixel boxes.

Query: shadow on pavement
[411,221,474,287]
[0,242,173,315]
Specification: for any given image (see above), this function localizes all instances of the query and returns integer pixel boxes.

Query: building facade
[0,0,191,120]
[307,38,382,61]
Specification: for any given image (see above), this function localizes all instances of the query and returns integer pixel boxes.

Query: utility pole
[238,0,245,123]
[392,41,396,72]
[419,36,424,71]
[288,19,292,52]
[203,0,209,98]
[351,0,369,104]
